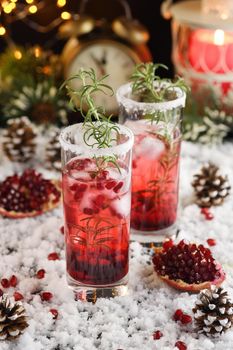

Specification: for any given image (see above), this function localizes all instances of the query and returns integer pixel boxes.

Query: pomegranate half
[152,240,225,292]
[0,169,61,219]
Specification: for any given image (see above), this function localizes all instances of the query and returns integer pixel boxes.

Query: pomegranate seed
[201,208,214,220]
[201,207,209,215]
[48,252,59,261]
[180,314,192,325]
[14,292,24,301]
[0,289,3,297]
[105,180,117,190]
[153,330,163,340]
[113,181,123,193]
[207,238,216,246]
[1,278,9,288]
[132,160,137,168]
[9,275,18,287]
[205,212,214,220]
[40,292,53,301]
[175,341,187,350]
[36,269,46,279]
[50,309,58,319]
[60,226,64,235]
[83,207,94,215]
[173,309,183,321]
[93,194,105,208]
[163,239,173,251]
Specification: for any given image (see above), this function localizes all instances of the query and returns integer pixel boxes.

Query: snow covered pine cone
[193,286,233,337]
[192,163,231,207]
[3,117,37,163]
[45,128,61,171]
[0,295,28,340]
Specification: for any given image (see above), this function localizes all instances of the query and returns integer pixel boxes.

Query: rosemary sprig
[61,68,119,149]
[131,62,189,103]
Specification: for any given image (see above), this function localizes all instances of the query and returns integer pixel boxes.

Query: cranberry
[9,275,18,287]
[173,309,183,321]
[50,309,58,319]
[163,239,174,251]
[36,269,46,279]
[0,289,3,297]
[175,341,187,350]
[14,292,24,301]
[153,330,163,340]
[113,181,123,193]
[1,278,9,288]
[40,292,53,301]
[207,238,216,246]
[48,252,59,261]
[180,314,192,325]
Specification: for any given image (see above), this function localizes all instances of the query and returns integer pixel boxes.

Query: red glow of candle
[188,28,233,74]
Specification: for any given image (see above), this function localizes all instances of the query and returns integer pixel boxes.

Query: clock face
[66,40,139,113]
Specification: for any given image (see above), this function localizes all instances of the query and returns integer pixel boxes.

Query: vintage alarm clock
[60,0,152,114]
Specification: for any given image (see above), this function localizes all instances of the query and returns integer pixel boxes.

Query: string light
[0,25,6,36]
[34,46,41,58]
[0,0,75,41]
[28,5,37,14]
[57,0,66,7]
[14,49,22,60]
[61,11,71,20]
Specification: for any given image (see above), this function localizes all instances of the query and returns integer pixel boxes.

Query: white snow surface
[0,141,233,350]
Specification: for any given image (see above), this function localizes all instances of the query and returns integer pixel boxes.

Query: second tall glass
[117,83,186,242]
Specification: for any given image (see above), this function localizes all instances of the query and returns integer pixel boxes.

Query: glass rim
[59,122,134,156]
[116,82,186,112]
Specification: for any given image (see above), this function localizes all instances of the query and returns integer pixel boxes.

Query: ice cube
[135,136,165,160]
[69,170,90,181]
[111,193,131,218]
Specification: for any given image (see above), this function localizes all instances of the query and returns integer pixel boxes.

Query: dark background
[0,0,174,77]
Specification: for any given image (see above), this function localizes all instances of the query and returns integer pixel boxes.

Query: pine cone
[0,295,29,340]
[193,286,233,337]
[3,117,37,163]
[192,163,231,207]
[45,128,61,171]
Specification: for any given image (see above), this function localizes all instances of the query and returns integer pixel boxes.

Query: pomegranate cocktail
[117,64,187,242]
[62,156,130,285]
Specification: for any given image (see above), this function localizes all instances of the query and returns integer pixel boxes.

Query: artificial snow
[0,141,233,350]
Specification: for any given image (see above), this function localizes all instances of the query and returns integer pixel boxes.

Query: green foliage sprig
[62,68,119,149]
[131,62,189,103]
[62,68,121,171]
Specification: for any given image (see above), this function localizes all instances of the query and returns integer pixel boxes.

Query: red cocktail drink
[127,121,181,232]
[62,158,130,285]
[117,83,186,242]
[60,123,134,295]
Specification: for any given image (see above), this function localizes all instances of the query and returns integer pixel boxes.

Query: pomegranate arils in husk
[153,240,225,291]
[0,169,60,216]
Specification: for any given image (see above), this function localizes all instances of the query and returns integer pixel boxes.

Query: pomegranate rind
[0,180,61,219]
[153,248,225,292]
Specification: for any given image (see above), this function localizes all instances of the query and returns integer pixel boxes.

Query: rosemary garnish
[61,68,120,170]
[131,62,189,103]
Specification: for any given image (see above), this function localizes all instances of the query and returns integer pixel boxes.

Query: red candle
[188,28,233,74]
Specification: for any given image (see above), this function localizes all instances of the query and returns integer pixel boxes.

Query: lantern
[163,0,233,117]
